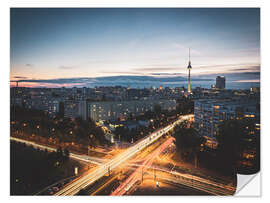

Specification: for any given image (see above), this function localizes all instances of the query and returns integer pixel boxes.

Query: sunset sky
[10,8,260,87]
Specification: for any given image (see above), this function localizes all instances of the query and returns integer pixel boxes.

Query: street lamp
[154,167,156,181]
[141,167,144,183]
[74,167,78,176]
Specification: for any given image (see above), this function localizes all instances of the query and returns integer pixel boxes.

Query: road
[123,163,235,195]
[111,136,175,195]
[156,172,235,195]
[54,115,193,196]
[10,136,105,165]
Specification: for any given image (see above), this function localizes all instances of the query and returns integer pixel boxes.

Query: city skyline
[10,8,260,88]
[9,8,261,196]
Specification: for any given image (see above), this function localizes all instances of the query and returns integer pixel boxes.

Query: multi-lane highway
[148,168,235,196]
[111,153,235,195]
[12,114,234,196]
[128,164,235,195]
[10,136,105,165]
[111,136,175,195]
[109,137,235,196]
[54,115,193,196]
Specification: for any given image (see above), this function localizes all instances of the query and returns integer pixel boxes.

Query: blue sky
[10,8,260,87]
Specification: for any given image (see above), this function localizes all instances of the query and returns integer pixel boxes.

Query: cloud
[12,63,260,88]
[100,71,141,75]
[133,67,181,72]
[132,63,260,74]
[193,72,260,83]
[16,78,90,84]
[25,64,34,67]
[242,71,260,75]
[195,63,259,70]
[228,65,260,72]
[14,76,28,79]
[235,79,260,83]
[150,73,185,77]
[59,65,76,70]
[14,75,213,86]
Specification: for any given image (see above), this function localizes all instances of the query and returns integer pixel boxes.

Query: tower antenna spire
[189,48,190,62]
[187,48,192,69]
[187,48,192,93]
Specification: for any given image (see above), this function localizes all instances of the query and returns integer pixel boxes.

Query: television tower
[187,48,192,93]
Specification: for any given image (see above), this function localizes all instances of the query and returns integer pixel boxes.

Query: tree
[56,146,63,159]
[64,148,70,160]
[216,118,260,175]
[173,122,198,161]
[217,121,239,175]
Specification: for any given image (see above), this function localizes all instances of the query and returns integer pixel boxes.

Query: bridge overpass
[54,115,193,196]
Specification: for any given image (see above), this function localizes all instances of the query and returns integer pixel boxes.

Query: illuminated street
[10,114,237,196]
[10,8,260,197]
[53,115,193,196]
[10,137,105,166]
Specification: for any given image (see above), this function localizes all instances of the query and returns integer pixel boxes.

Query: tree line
[10,106,108,149]
[172,118,260,176]
[10,141,75,195]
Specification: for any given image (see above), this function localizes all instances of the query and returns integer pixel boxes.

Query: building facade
[64,100,80,119]
[194,99,259,138]
[216,76,226,89]
[87,99,177,122]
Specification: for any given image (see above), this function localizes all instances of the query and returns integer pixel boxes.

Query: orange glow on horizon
[10,82,85,88]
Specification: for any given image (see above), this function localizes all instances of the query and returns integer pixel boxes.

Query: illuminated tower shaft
[187,48,192,93]
[188,68,191,93]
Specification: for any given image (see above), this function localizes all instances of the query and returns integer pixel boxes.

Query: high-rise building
[194,98,259,138]
[87,99,177,122]
[216,76,226,89]
[64,100,80,119]
[187,49,192,93]
[78,100,88,120]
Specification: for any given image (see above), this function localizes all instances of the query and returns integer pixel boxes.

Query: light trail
[116,161,234,195]
[10,136,105,165]
[127,163,235,193]
[111,137,175,195]
[90,175,118,196]
[54,115,193,196]
[123,161,235,195]
[159,176,234,196]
